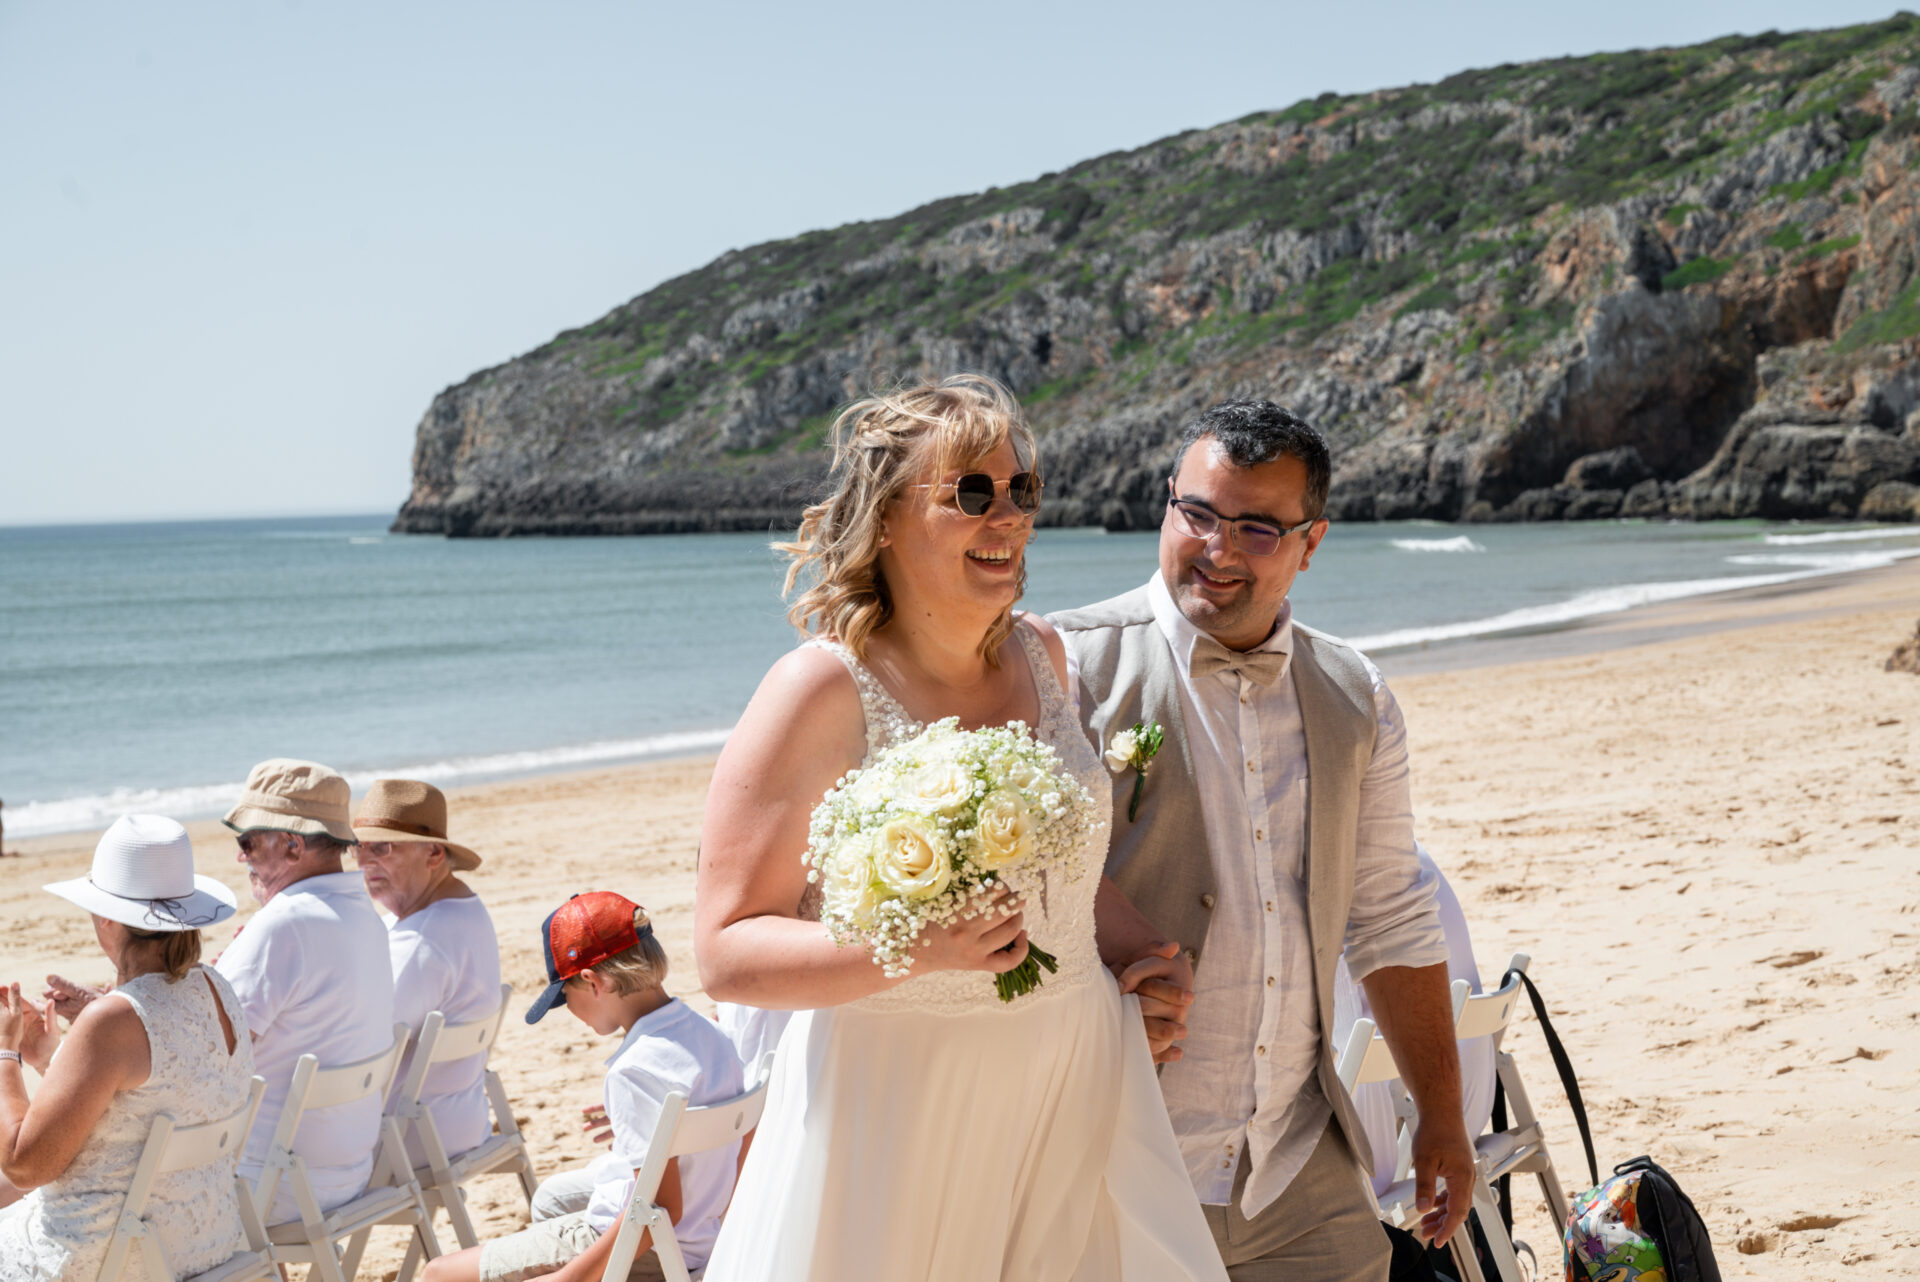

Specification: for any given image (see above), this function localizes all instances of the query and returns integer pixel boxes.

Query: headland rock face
[397,18,1920,536]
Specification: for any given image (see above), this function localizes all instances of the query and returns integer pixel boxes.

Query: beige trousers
[1201,1122,1392,1282]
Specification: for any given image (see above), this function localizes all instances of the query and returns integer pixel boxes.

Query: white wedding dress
[703,623,1227,1282]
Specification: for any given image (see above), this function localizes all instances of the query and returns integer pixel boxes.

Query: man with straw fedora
[212,757,397,1223]
[354,779,502,1164]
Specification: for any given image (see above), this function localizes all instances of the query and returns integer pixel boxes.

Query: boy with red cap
[422,892,744,1282]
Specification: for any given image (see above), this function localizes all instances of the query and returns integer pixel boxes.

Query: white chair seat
[266,1183,423,1245]
[1474,1124,1548,1181]
[184,1248,279,1282]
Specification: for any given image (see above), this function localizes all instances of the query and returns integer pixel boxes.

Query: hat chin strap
[89,879,218,928]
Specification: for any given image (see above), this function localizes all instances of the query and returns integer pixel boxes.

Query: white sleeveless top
[804,621,1112,1017]
[0,966,256,1282]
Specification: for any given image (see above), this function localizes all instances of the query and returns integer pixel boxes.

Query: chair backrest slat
[668,1060,774,1156]
[301,1024,409,1111]
[159,1077,267,1175]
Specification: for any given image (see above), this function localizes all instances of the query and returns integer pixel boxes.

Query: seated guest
[1332,843,1499,1200]
[0,815,254,1281]
[423,892,743,1282]
[354,779,502,1164]
[214,758,396,1224]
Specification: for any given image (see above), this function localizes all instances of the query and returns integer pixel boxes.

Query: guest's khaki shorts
[477,1211,666,1282]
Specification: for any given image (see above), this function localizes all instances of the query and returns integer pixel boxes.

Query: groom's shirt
[1077,573,1444,1218]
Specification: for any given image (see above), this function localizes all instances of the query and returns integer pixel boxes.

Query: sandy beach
[5,556,1917,1279]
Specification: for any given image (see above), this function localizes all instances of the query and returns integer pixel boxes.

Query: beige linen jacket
[1050,585,1382,1167]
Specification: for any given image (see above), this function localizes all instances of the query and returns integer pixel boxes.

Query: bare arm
[1093,877,1194,1063]
[695,647,1031,1009]
[1361,962,1474,1246]
[534,1159,683,1282]
[0,985,149,1190]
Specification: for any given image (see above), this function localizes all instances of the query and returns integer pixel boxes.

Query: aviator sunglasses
[913,471,1044,517]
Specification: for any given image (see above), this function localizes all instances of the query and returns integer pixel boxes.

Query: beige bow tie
[1189,635,1287,687]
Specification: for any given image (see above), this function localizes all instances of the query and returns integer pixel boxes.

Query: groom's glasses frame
[1165,483,1320,557]
[914,471,1044,517]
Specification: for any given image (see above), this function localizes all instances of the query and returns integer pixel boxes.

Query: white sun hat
[44,815,238,932]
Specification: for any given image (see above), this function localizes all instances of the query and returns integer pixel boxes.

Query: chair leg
[339,1226,372,1280]
[1471,1182,1527,1282]
[650,1210,692,1282]
[439,1171,480,1249]
[397,1231,426,1282]
[306,1236,351,1282]
[514,1148,539,1204]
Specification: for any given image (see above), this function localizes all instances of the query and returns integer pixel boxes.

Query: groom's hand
[1410,1112,1476,1247]
[1115,941,1194,1064]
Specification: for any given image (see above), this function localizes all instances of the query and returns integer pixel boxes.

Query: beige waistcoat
[1051,585,1380,1163]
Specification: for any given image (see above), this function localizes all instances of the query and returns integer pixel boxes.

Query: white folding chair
[93,1076,276,1282]
[247,1024,441,1282]
[391,983,537,1250]
[1465,954,1574,1237]
[600,1051,776,1282]
[1338,979,1528,1282]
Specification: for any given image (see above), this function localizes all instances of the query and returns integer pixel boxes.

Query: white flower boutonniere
[1106,721,1165,822]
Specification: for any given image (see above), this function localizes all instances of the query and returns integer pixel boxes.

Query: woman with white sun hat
[0,815,258,1282]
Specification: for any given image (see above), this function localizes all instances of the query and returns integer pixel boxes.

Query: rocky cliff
[396,17,1920,536]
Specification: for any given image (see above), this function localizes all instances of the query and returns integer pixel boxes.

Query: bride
[695,374,1227,1281]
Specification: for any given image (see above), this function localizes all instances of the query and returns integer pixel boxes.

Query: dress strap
[803,636,922,753]
[1013,616,1069,724]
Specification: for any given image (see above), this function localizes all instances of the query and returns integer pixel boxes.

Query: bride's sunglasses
[914,471,1044,517]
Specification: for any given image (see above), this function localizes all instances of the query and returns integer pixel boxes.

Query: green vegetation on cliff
[398,15,1920,535]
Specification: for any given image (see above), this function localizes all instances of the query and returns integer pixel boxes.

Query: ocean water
[4,516,1917,838]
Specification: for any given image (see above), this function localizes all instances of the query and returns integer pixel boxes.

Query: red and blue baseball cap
[525,891,643,1024]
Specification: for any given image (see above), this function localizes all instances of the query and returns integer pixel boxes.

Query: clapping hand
[42,974,104,1023]
[581,1103,614,1148]
[1115,941,1195,1065]
[1,983,58,1072]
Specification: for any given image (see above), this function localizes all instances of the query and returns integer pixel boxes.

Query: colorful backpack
[1564,1156,1721,1282]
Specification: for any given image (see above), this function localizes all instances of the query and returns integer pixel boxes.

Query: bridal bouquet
[804,717,1098,1002]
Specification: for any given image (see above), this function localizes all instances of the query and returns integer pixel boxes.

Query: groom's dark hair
[1170,400,1331,520]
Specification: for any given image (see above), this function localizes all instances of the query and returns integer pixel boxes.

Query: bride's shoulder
[722,643,868,776]
[1013,612,1070,690]
[747,642,864,724]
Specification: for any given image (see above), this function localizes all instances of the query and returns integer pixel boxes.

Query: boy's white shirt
[585,996,747,1271]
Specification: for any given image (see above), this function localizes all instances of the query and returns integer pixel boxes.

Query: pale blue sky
[0,1,1898,525]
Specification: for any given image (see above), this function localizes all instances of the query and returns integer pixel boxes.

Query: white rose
[1104,728,1140,773]
[901,759,974,813]
[973,788,1035,871]
[873,816,953,900]
[1005,755,1046,791]
[824,833,880,925]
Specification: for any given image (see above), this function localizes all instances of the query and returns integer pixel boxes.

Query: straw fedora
[352,779,480,871]
[222,758,356,843]
[45,815,238,932]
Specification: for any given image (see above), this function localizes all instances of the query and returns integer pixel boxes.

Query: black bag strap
[1502,966,1600,1189]
[1491,1073,1513,1236]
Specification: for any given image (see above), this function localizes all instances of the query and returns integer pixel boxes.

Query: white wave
[1352,547,1920,654]
[1724,551,1899,571]
[348,536,384,545]
[6,727,733,840]
[1762,526,1920,546]
[1390,536,1485,554]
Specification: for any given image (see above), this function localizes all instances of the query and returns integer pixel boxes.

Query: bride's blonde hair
[777,373,1038,665]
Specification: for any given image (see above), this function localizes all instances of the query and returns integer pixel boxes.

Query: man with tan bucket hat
[354,778,502,1164]
[212,757,396,1224]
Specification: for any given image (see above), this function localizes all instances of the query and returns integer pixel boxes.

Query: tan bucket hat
[352,779,480,871]
[222,758,356,843]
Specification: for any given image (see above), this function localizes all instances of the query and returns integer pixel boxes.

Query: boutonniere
[1104,721,1165,823]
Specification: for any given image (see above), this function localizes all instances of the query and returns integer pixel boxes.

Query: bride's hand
[914,890,1030,976]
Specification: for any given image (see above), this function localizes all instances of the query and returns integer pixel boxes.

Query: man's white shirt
[215,869,396,1222]
[1064,574,1445,1218]
[386,894,504,1163]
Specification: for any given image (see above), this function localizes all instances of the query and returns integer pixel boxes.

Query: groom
[1053,401,1474,1281]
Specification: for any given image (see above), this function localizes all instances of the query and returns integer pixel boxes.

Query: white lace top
[805,621,1112,1017]
[0,966,256,1282]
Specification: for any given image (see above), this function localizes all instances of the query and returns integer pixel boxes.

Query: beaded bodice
[803,621,1112,1016]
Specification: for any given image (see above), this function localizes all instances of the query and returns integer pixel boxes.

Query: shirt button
[1265,901,1274,913]
[1240,691,1250,704]
[1200,893,1216,909]
[1184,947,1198,963]
[1247,760,1256,772]
[1222,1159,1233,1169]
[1254,829,1265,841]
[1266,976,1275,988]
[1256,1045,1267,1057]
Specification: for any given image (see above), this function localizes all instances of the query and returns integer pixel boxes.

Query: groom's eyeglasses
[914,472,1043,517]
[1166,482,1319,557]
